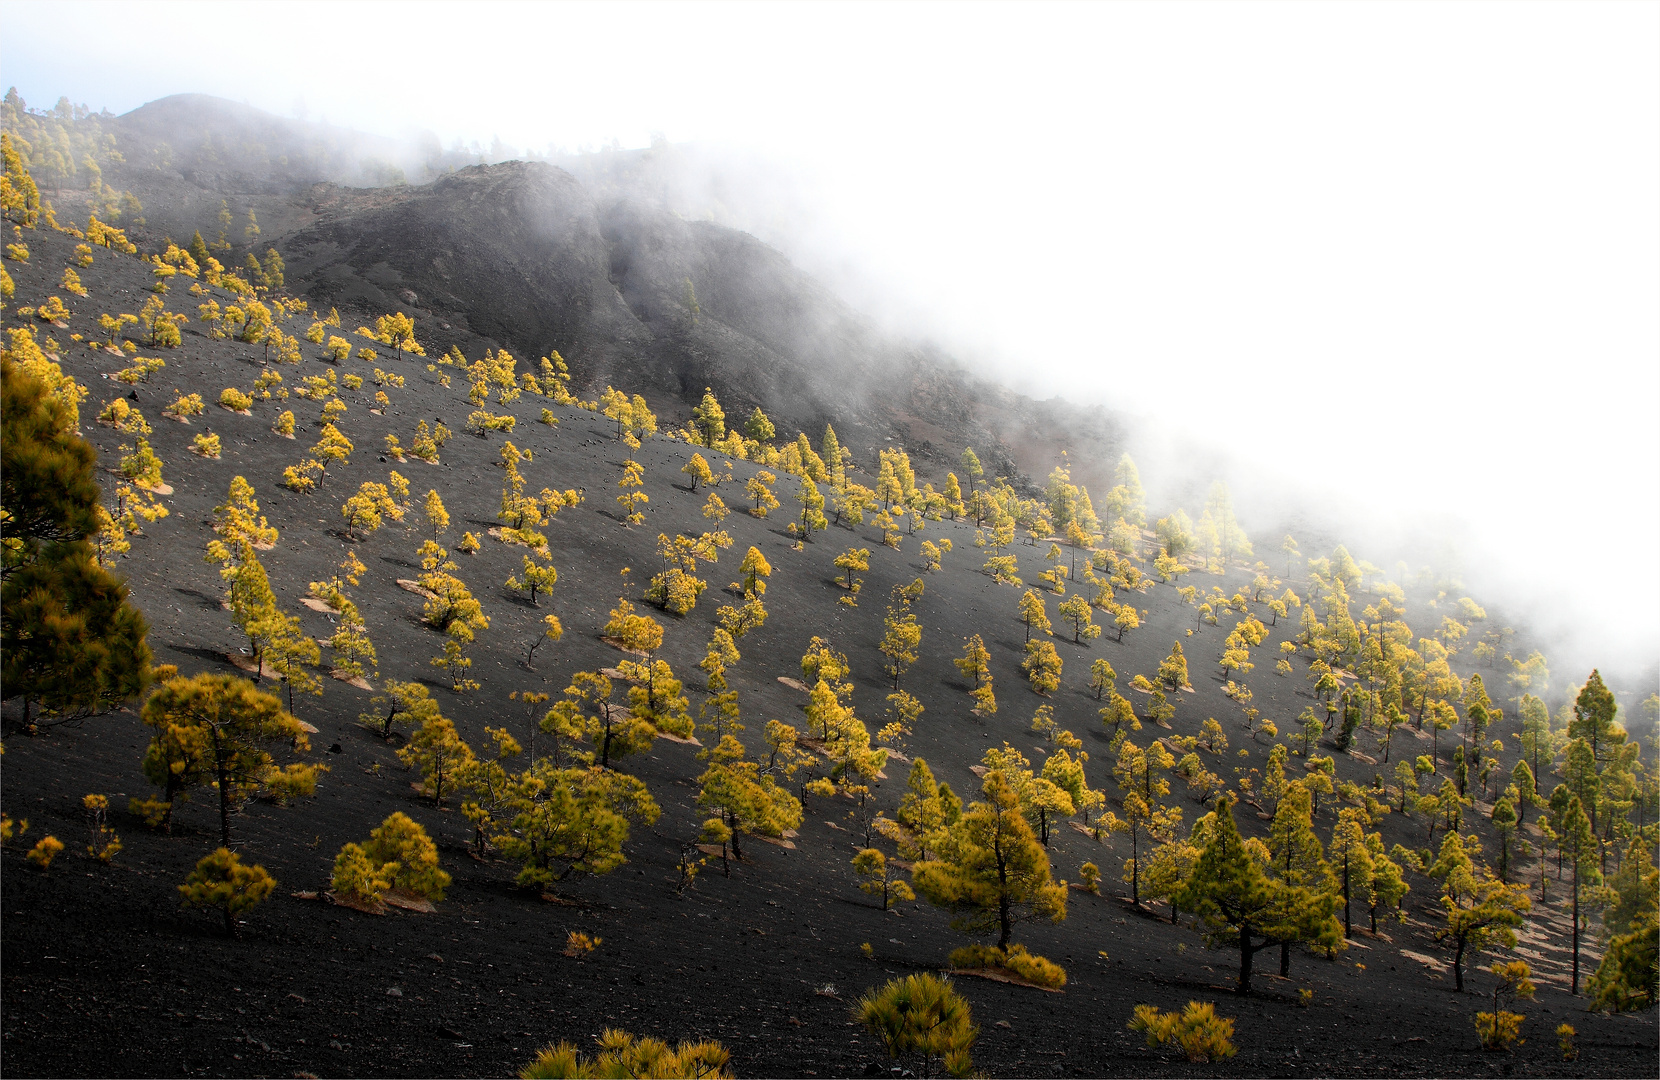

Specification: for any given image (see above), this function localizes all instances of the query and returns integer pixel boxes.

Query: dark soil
[3,225,1655,1077]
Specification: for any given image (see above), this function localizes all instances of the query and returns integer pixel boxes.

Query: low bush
[26,836,63,868]
[1129,1000,1237,1063]
[854,972,976,1078]
[947,942,1066,989]
[520,1030,730,1079]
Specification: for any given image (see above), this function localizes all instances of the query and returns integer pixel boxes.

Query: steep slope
[3,219,1652,1080]
[35,93,1121,494]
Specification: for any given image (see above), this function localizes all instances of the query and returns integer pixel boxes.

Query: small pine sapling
[1128,1001,1237,1063]
[82,794,121,863]
[28,836,64,869]
[854,973,977,1079]
[179,848,275,935]
[853,848,916,910]
[1475,960,1535,1051]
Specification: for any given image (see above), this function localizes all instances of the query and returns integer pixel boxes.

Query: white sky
[4,1,1658,672]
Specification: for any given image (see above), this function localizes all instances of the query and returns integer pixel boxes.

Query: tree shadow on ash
[173,587,223,611]
[166,643,240,671]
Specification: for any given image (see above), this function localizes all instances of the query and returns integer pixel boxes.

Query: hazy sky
[4,1,1657,672]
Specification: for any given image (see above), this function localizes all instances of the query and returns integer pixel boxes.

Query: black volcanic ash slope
[43,92,1114,495]
[2,221,1654,1079]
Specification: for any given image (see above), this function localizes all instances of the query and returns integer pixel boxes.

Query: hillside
[8,91,1135,498]
[2,194,1655,1078]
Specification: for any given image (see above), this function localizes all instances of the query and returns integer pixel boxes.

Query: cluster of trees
[8,147,1656,1030]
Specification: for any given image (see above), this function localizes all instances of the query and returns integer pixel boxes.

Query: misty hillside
[2,87,1656,1080]
[11,90,1133,497]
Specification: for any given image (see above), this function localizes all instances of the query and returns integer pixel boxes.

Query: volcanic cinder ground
[2,222,1655,1078]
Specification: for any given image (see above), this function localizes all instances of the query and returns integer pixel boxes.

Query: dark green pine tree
[2,358,153,728]
[1174,794,1282,994]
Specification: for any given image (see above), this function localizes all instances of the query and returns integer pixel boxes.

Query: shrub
[947,943,1066,989]
[263,762,327,804]
[219,388,253,412]
[191,433,221,458]
[26,836,63,868]
[1556,1023,1577,1061]
[645,568,707,616]
[179,848,276,935]
[468,409,515,435]
[1475,1010,1525,1052]
[362,811,450,900]
[1128,1001,1237,1063]
[166,392,205,419]
[341,373,364,390]
[273,410,295,436]
[1080,861,1101,894]
[520,1030,731,1080]
[82,794,121,863]
[1589,918,1659,1012]
[563,931,600,957]
[854,973,977,1078]
[331,842,395,905]
[282,459,322,493]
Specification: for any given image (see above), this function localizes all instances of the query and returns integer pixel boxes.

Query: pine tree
[505,552,559,604]
[225,541,282,680]
[422,488,450,541]
[879,604,922,689]
[1174,795,1283,993]
[821,424,845,485]
[178,848,275,936]
[736,545,771,596]
[2,357,152,727]
[397,716,476,806]
[912,772,1067,948]
[1569,669,1623,765]
[743,407,775,442]
[691,387,725,447]
[616,459,648,526]
[894,758,954,861]
[1158,641,1190,690]
[746,469,780,517]
[1102,789,1183,906]
[1318,809,1370,940]
[495,763,661,888]
[682,452,714,491]
[187,230,211,270]
[1021,639,1062,695]
[362,679,440,740]
[853,848,917,910]
[1266,782,1340,975]
[697,735,803,863]
[1057,594,1101,644]
[1435,859,1532,993]
[1555,792,1601,994]
[795,475,827,542]
[264,618,322,718]
[854,973,976,1078]
[139,672,310,846]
